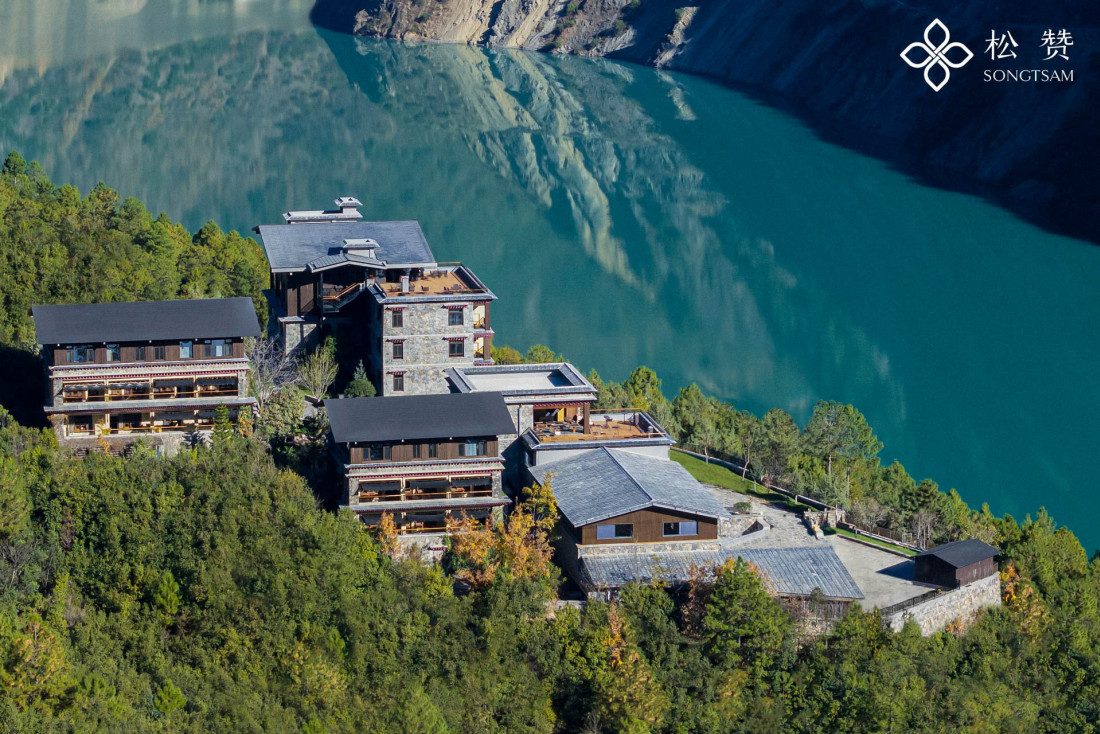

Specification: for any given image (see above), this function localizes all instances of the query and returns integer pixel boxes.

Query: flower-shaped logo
[900,19,974,92]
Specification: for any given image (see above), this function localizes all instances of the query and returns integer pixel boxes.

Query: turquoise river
[1,2,1098,550]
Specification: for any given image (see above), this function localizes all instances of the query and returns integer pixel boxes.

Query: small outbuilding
[914,538,999,589]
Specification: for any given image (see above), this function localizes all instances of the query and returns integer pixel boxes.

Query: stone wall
[380,300,477,395]
[884,574,1001,635]
[283,320,318,355]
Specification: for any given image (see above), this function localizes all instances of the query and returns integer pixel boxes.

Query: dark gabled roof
[32,298,261,345]
[529,447,728,527]
[256,221,436,271]
[324,392,516,444]
[917,538,1000,568]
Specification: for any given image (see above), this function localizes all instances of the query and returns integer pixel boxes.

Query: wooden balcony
[357,487,493,504]
[62,385,239,403]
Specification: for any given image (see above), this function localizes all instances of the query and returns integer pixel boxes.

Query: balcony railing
[322,282,366,311]
[67,420,217,437]
[357,488,493,503]
[63,387,239,403]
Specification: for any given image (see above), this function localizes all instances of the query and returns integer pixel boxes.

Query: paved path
[705,483,933,608]
[827,536,938,609]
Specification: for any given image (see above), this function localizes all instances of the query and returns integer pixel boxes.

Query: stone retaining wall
[884,574,1001,635]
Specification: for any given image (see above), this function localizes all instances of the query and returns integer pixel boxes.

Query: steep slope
[312,0,1100,244]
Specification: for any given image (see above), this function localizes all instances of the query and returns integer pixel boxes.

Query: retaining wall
[884,574,1001,635]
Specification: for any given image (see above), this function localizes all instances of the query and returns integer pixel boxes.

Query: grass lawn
[670,450,809,510]
[826,527,919,556]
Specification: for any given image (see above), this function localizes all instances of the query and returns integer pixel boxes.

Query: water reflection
[0,23,1097,550]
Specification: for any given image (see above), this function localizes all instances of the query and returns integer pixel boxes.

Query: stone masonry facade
[885,573,1001,635]
[379,300,485,395]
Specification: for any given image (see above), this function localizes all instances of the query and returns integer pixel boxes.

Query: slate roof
[580,545,864,599]
[257,221,436,271]
[529,447,728,527]
[306,252,385,271]
[325,392,516,444]
[917,538,999,568]
[33,298,261,345]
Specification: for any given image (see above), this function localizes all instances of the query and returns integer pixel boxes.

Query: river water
[1,1,1097,551]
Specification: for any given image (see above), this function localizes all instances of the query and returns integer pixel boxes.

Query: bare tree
[850,498,888,531]
[910,508,939,549]
[245,337,298,411]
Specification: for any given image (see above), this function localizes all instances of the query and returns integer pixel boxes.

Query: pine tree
[345,360,376,398]
[211,404,234,445]
[703,558,791,676]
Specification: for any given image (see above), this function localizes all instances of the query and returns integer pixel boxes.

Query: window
[391,310,403,328]
[392,373,405,392]
[596,524,634,540]
[412,444,422,459]
[459,440,487,457]
[428,443,438,459]
[67,345,94,363]
[153,345,166,360]
[448,308,464,326]
[392,342,404,360]
[179,341,192,359]
[105,344,120,362]
[663,521,699,537]
[368,444,391,461]
[449,340,465,358]
[209,339,227,357]
[135,345,146,361]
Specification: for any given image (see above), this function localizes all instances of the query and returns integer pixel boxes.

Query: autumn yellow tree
[449,479,558,589]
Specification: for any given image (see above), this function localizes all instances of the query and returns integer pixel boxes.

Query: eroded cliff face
[312,0,1100,243]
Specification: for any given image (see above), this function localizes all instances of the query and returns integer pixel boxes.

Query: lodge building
[255,197,495,395]
[325,392,517,536]
[32,298,261,443]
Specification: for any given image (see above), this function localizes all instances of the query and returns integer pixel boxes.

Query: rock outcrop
[312,0,1100,244]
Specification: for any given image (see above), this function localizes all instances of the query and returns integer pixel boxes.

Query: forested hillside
[0,152,268,350]
[2,390,1099,730]
[1,161,1100,731]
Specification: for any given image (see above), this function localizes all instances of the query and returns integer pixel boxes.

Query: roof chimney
[400,275,410,293]
[335,196,362,215]
[283,196,363,224]
[342,238,378,259]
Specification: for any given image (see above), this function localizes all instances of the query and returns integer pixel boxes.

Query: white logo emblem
[901,19,974,91]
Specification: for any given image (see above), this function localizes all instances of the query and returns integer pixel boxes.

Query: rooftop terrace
[526,410,672,445]
[372,264,493,300]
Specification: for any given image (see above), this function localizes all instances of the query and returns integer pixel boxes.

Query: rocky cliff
[312,0,1100,244]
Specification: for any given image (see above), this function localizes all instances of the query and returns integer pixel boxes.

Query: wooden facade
[914,555,998,589]
[348,438,499,464]
[276,272,317,318]
[50,338,245,366]
[576,508,718,545]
